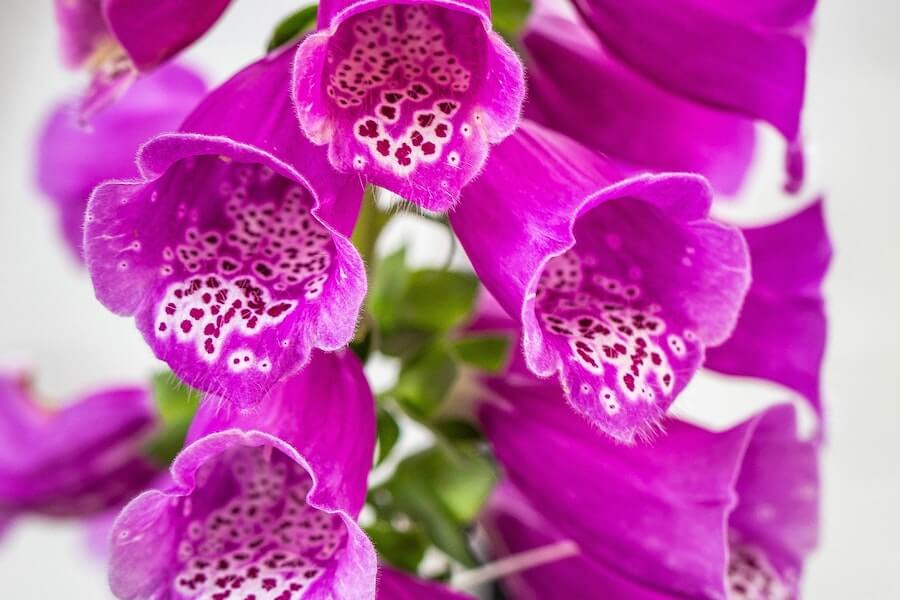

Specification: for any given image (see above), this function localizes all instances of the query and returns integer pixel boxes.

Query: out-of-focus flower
[377,566,473,598]
[451,121,751,443]
[706,200,832,423]
[85,46,366,405]
[571,0,815,192]
[481,381,819,600]
[0,371,158,521]
[292,0,524,211]
[52,0,231,118]
[35,63,206,260]
[523,3,756,196]
[109,350,377,600]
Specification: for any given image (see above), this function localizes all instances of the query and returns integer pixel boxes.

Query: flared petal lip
[85,131,367,325]
[519,172,750,379]
[109,428,372,598]
[318,0,493,33]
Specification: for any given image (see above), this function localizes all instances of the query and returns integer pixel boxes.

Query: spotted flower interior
[171,445,347,600]
[727,534,793,600]
[296,3,523,210]
[89,156,343,402]
[534,199,708,440]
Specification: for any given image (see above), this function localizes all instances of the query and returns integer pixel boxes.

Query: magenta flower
[0,371,157,520]
[377,566,472,598]
[53,0,230,117]
[85,46,366,405]
[706,200,832,421]
[292,0,525,211]
[523,4,756,196]
[109,350,377,600]
[481,381,819,600]
[36,63,206,260]
[452,121,751,442]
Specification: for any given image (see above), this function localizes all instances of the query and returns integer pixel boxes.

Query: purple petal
[377,566,472,599]
[85,48,367,405]
[705,200,831,420]
[293,1,524,211]
[36,63,206,260]
[452,122,750,442]
[52,0,110,68]
[572,0,809,140]
[109,351,377,600]
[480,380,818,598]
[0,371,157,518]
[523,6,756,196]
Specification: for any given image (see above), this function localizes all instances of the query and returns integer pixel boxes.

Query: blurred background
[1,1,898,596]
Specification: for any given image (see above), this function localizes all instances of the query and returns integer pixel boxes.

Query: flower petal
[705,200,831,419]
[36,63,206,260]
[0,371,157,518]
[523,6,756,196]
[85,48,367,405]
[377,566,472,599]
[452,122,750,441]
[571,0,809,139]
[293,1,524,211]
[109,350,377,600]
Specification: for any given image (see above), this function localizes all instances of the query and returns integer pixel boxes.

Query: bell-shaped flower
[451,121,751,442]
[377,566,472,598]
[569,0,817,192]
[109,350,377,600]
[36,63,206,260]
[85,46,367,405]
[0,370,158,521]
[522,2,756,196]
[53,0,231,117]
[481,379,820,599]
[292,0,525,211]
[706,200,832,422]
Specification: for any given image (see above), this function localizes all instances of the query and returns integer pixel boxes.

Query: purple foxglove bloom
[522,3,756,196]
[571,0,814,142]
[53,0,230,117]
[36,63,206,260]
[377,566,472,599]
[109,350,377,600]
[451,121,751,442]
[85,46,367,405]
[292,0,525,211]
[480,380,819,599]
[0,371,158,520]
[706,200,832,420]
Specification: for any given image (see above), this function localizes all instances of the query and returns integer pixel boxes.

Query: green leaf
[267,4,319,51]
[392,344,458,421]
[450,333,511,373]
[378,444,496,565]
[491,0,531,45]
[401,270,479,333]
[431,418,483,443]
[143,372,200,467]
[375,407,401,466]
[368,247,410,332]
[364,518,429,572]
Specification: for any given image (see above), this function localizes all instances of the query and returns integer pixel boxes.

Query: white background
[1,1,898,597]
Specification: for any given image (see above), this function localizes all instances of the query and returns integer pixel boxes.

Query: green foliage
[375,407,401,466]
[364,518,430,572]
[450,333,511,373]
[491,0,532,45]
[267,4,319,51]
[392,344,459,421]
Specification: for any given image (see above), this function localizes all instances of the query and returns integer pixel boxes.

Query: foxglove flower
[36,63,206,260]
[523,2,755,196]
[481,381,819,599]
[451,121,751,442]
[53,0,230,117]
[0,371,157,520]
[109,350,377,600]
[86,46,367,404]
[570,0,816,192]
[292,0,525,211]
[377,566,472,598]
[706,200,832,421]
